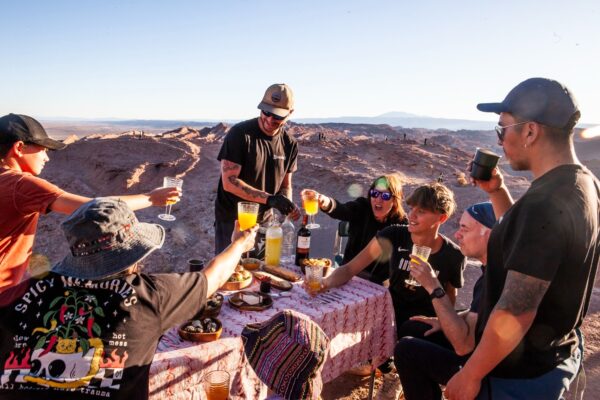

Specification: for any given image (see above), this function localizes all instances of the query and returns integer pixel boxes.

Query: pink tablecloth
[149,265,396,399]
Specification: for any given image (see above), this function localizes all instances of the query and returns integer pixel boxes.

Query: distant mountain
[296,113,496,130]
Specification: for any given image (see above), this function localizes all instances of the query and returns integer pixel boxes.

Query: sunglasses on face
[369,189,393,201]
[262,110,287,121]
[494,121,529,142]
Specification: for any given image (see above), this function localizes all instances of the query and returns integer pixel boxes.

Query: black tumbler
[470,148,501,181]
[188,259,205,272]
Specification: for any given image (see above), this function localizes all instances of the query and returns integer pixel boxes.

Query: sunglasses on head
[369,189,393,201]
[262,110,287,121]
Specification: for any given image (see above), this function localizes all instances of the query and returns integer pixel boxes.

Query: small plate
[229,291,273,311]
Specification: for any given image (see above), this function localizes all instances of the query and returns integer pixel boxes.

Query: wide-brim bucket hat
[53,198,165,279]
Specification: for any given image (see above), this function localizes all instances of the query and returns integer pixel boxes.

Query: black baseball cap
[0,113,66,150]
[477,78,579,129]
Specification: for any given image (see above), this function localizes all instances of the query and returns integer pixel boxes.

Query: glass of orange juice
[301,190,320,229]
[158,176,183,222]
[238,202,259,231]
[405,244,432,286]
[203,370,230,400]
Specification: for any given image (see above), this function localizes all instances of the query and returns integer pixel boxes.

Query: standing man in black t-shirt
[0,198,257,400]
[215,83,300,255]
[445,78,600,400]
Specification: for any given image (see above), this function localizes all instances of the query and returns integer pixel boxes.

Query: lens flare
[347,183,363,198]
[580,126,600,139]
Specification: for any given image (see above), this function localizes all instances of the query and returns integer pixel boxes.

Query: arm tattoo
[495,270,550,316]
[228,175,268,200]
[277,186,292,200]
[222,160,241,173]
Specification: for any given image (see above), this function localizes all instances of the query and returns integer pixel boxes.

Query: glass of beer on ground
[305,264,324,295]
[405,244,432,286]
[302,190,320,229]
[203,370,230,400]
[158,176,183,221]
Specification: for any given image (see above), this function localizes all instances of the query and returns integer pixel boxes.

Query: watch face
[431,287,445,299]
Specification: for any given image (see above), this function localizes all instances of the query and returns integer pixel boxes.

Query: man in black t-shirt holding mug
[445,78,600,400]
[215,83,300,255]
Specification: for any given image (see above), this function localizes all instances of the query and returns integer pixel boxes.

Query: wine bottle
[295,215,311,266]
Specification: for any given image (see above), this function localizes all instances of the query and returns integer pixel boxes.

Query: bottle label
[297,236,310,250]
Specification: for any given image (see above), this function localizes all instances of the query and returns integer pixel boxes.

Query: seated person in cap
[0,113,180,291]
[242,309,330,400]
[0,198,257,400]
[394,202,495,400]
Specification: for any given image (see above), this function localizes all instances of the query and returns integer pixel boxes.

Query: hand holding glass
[158,177,183,221]
[302,190,320,229]
[203,370,230,400]
[405,244,432,287]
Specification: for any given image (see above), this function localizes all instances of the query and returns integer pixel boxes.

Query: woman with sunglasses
[307,173,407,285]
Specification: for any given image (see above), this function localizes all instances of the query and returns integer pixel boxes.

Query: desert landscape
[35,121,600,399]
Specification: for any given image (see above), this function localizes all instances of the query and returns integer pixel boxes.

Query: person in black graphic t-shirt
[0,198,257,400]
[215,83,300,255]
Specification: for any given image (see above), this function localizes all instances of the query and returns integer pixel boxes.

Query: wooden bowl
[241,257,262,271]
[220,274,253,291]
[179,318,222,342]
[202,293,224,318]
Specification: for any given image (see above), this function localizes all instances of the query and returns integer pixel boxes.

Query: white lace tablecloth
[149,265,396,399]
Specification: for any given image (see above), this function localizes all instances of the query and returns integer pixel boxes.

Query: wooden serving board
[228,291,273,311]
[253,271,293,291]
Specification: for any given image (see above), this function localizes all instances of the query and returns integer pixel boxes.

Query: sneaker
[375,373,403,400]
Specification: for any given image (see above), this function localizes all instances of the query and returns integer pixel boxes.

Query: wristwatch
[430,287,446,299]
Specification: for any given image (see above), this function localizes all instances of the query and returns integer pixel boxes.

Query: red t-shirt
[0,169,64,290]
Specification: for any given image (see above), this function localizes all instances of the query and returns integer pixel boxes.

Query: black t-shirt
[377,225,466,320]
[325,196,407,284]
[476,165,600,378]
[215,118,298,222]
[0,271,207,399]
[469,266,485,313]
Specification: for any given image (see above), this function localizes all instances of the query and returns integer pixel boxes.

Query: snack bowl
[220,266,253,291]
[301,258,333,276]
[202,293,224,318]
[179,317,222,342]
[241,257,262,271]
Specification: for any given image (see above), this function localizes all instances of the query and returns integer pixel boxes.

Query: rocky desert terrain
[35,121,600,399]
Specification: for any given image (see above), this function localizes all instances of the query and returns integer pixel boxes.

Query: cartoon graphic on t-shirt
[1,275,135,396]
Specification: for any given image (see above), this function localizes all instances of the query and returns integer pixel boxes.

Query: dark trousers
[394,336,469,400]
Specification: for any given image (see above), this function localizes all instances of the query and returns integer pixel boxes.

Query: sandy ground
[33,124,600,399]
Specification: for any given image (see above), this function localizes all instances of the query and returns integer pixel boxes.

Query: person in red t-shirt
[0,113,181,291]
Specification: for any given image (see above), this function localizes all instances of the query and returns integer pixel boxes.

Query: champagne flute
[158,177,183,221]
[238,202,259,257]
[302,190,320,229]
[405,244,432,286]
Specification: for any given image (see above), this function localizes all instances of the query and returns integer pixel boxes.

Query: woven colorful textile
[242,310,330,400]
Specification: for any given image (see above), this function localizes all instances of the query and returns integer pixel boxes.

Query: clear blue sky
[2,0,599,123]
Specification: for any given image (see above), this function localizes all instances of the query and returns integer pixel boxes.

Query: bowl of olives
[178,317,222,342]
[202,293,224,318]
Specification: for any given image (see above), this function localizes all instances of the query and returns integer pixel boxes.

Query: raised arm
[50,186,180,214]
[324,237,382,288]
[445,270,549,399]
[472,167,513,219]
